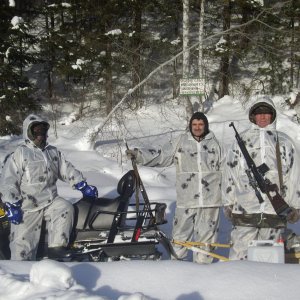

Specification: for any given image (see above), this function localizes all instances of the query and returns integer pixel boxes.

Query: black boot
[47,247,74,260]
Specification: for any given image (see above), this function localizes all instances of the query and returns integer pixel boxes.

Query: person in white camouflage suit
[222,96,300,260]
[126,112,222,263]
[0,114,98,260]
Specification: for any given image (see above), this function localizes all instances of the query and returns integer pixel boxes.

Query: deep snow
[1,95,300,300]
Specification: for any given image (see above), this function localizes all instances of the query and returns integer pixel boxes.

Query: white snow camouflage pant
[10,197,74,260]
[172,207,220,264]
[229,225,282,260]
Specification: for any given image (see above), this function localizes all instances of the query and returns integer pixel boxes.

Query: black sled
[38,170,169,262]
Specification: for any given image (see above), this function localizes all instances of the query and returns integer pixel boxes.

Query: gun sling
[232,213,286,228]
[276,134,284,194]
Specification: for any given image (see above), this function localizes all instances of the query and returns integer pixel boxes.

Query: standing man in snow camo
[126,112,222,263]
[0,114,98,260]
[222,96,300,260]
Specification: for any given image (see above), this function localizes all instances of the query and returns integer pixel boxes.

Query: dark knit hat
[249,102,276,124]
[189,112,209,137]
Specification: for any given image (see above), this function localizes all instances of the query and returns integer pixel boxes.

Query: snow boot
[47,247,77,260]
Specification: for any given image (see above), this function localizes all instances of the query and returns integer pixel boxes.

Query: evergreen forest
[0,0,299,136]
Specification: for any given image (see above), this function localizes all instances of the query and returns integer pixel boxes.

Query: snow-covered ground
[1,95,300,300]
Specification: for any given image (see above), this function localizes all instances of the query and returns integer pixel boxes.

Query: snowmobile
[68,169,169,261]
[35,168,170,262]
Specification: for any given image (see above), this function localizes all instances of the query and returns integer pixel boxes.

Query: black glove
[287,207,300,224]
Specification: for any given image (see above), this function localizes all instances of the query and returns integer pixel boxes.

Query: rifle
[229,122,292,219]
[124,140,156,242]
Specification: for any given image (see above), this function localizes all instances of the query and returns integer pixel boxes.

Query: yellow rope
[172,239,231,248]
[172,240,230,262]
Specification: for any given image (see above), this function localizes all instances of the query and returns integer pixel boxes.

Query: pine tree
[0,3,40,135]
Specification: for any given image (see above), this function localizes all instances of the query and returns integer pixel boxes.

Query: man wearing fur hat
[0,114,98,260]
[222,96,300,260]
[126,112,222,263]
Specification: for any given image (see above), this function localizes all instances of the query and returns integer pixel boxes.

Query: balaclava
[189,112,209,138]
[28,122,49,149]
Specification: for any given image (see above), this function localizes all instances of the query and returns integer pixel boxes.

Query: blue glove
[75,181,98,198]
[5,201,23,225]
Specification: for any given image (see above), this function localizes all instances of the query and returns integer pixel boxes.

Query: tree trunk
[182,0,190,78]
[173,59,179,99]
[198,0,205,111]
[198,0,204,79]
[105,39,113,115]
[289,0,295,89]
[45,3,57,137]
[45,6,53,100]
[218,0,231,99]
[182,0,193,118]
[131,0,142,109]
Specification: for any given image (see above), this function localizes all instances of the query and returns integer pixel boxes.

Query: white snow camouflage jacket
[222,97,300,215]
[0,114,85,212]
[136,131,222,208]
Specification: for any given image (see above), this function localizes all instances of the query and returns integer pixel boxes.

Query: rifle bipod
[172,239,231,262]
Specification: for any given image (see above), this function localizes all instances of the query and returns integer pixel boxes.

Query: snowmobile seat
[74,170,136,231]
